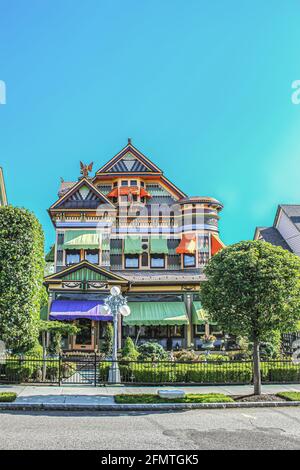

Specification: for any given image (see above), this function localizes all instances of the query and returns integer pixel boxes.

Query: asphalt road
[1,407,300,450]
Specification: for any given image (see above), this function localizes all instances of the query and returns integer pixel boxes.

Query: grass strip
[277,392,300,402]
[114,393,233,404]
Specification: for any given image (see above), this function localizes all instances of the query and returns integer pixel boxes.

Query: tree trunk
[253,338,261,395]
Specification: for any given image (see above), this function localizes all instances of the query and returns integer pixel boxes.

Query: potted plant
[201,334,216,349]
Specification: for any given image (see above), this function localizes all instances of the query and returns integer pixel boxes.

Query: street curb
[0,401,300,411]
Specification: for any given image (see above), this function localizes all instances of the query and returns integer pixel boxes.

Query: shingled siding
[277,211,300,255]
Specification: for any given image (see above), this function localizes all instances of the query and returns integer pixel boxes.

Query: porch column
[184,293,193,348]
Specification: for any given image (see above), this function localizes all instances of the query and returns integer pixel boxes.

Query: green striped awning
[124,237,143,254]
[63,231,101,250]
[192,302,216,325]
[149,237,168,254]
[124,302,189,326]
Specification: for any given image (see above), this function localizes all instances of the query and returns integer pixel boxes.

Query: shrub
[184,363,252,384]
[99,362,110,381]
[102,323,113,357]
[172,350,199,362]
[129,363,176,383]
[0,392,17,402]
[5,358,37,382]
[122,337,139,360]
[0,206,45,352]
[261,361,300,382]
[138,342,169,361]
[197,354,230,362]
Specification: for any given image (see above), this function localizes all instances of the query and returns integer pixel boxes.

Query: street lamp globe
[119,305,131,317]
[110,286,121,297]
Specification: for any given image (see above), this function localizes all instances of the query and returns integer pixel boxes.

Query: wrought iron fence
[1,355,300,385]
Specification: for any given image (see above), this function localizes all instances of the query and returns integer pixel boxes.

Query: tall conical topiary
[0,206,45,352]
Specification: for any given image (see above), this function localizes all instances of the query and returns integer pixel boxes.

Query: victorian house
[44,141,225,351]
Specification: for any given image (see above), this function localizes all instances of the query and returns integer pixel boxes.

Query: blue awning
[49,300,112,321]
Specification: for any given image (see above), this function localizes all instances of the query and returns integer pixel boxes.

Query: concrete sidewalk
[1,383,300,407]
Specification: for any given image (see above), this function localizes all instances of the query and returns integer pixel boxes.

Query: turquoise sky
[1,0,300,251]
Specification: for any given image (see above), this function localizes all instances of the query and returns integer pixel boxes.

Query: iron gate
[60,354,99,386]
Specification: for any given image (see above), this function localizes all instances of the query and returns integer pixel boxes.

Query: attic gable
[96,143,162,175]
[50,178,115,210]
[44,261,128,284]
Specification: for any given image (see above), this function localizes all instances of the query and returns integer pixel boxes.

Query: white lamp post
[100,286,131,383]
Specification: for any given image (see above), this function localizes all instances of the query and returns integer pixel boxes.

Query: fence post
[94,352,97,387]
[58,353,62,386]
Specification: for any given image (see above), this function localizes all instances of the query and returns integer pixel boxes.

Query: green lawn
[0,392,17,402]
[114,393,234,404]
[277,392,300,401]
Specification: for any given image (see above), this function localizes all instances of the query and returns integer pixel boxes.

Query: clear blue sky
[1,0,300,251]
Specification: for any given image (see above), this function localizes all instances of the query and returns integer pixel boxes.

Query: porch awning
[119,186,139,196]
[192,302,217,325]
[63,230,101,250]
[140,187,151,198]
[124,302,189,326]
[49,300,112,321]
[149,237,168,254]
[107,187,118,198]
[211,233,225,255]
[176,235,196,254]
[124,236,143,254]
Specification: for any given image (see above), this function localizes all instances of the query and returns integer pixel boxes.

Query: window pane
[151,254,165,268]
[85,250,99,264]
[121,180,128,186]
[66,251,80,265]
[130,180,137,186]
[184,254,196,267]
[125,255,139,268]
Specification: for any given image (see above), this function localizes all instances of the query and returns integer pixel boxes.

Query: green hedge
[261,362,300,383]
[99,361,252,384]
[4,357,76,383]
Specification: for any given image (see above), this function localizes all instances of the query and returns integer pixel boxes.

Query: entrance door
[72,319,95,351]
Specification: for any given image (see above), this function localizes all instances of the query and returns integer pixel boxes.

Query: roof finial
[80,161,94,179]
[128,137,132,144]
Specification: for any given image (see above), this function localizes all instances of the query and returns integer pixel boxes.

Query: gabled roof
[0,167,7,206]
[49,178,116,210]
[44,260,129,284]
[254,226,292,251]
[94,143,187,199]
[274,204,300,233]
[95,143,163,175]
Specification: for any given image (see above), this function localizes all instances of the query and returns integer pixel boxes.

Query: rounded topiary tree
[122,337,139,360]
[0,206,45,352]
[200,240,300,395]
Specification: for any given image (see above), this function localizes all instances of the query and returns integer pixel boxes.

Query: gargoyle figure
[80,161,94,178]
